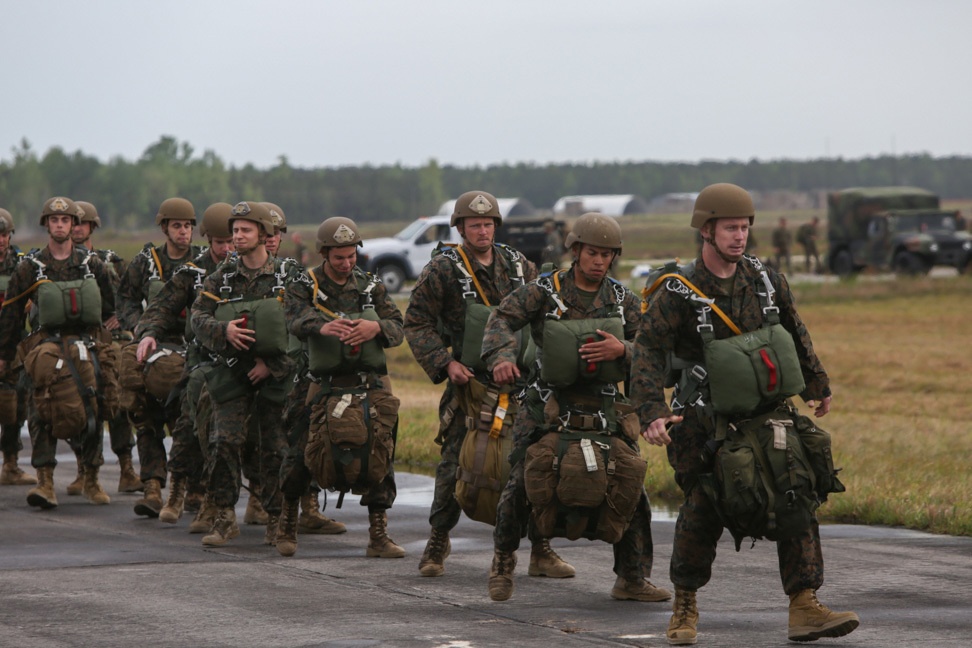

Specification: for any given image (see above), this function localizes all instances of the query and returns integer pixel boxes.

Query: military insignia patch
[269,209,282,226]
[50,197,69,212]
[332,224,356,244]
[75,206,86,218]
[469,194,493,215]
[231,202,251,216]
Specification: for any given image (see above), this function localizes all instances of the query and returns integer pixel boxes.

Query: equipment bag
[540,317,626,387]
[35,278,103,329]
[213,297,289,358]
[454,378,517,526]
[24,339,99,440]
[0,381,17,426]
[306,308,386,377]
[119,342,186,403]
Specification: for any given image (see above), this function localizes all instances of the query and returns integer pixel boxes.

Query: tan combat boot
[418,528,451,577]
[188,497,217,534]
[26,466,58,509]
[298,491,346,534]
[611,575,673,602]
[528,539,576,578]
[66,457,84,496]
[116,453,142,493]
[202,507,240,547]
[159,475,187,523]
[133,478,163,517]
[82,465,111,505]
[0,451,37,486]
[488,550,517,601]
[244,495,269,525]
[275,498,299,557]
[788,589,860,642]
[666,588,699,646]
[366,510,405,558]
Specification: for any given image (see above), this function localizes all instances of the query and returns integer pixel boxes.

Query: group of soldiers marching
[0,186,860,645]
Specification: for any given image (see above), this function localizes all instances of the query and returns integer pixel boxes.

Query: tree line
[3,135,971,231]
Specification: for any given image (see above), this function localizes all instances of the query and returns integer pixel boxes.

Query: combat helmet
[0,208,14,235]
[228,201,275,235]
[691,183,755,229]
[564,212,623,252]
[40,196,82,226]
[262,202,287,233]
[155,197,196,226]
[199,202,233,239]
[316,217,362,251]
[75,201,101,229]
[451,190,502,227]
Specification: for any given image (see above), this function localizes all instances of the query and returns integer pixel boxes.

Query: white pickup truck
[358,215,459,293]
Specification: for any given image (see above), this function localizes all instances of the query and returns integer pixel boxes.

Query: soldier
[68,200,141,494]
[405,191,576,580]
[540,220,564,268]
[771,216,793,274]
[263,202,286,257]
[116,197,202,517]
[133,202,236,526]
[0,197,118,508]
[189,201,298,547]
[481,212,670,604]
[0,207,36,487]
[633,183,858,644]
[277,216,405,557]
[797,217,822,273]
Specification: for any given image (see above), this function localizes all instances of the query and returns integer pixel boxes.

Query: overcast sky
[3,1,970,170]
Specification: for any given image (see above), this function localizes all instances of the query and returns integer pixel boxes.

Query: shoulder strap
[648,273,742,336]
[452,244,491,307]
[308,268,344,319]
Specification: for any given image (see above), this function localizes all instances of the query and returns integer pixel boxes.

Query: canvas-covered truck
[827,186,972,276]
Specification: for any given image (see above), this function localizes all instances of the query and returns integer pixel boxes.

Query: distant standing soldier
[797,216,822,273]
[633,183,858,645]
[771,216,793,273]
[263,202,287,257]
[540,220,564,268]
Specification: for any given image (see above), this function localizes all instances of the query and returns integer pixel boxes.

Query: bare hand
[642,415,683,446]
[492,361,520,385]
[806,396,832,418]
[320,318,354,338]
[247,358,271,385]
[226,317,256,351]
[447,360,475,386]
[340,319,380,346]
[103,315,121,331]
[136,336,157,363]
[579,329,625,363]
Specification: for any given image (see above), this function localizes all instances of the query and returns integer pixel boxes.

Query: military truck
[826,186,972,276]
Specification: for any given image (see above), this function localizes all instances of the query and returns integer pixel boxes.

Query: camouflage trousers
[166,364,209,492]
[206,392,286,516]
[427,383,465,531]
[667,413,824,594]
[27,397,104,470]
[493,388,656,581]
[132,396,179,486]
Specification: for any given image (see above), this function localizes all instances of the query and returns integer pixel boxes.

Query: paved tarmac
[1,444,970,648]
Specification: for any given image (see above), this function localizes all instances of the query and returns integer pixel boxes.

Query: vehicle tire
[830,249,856,277]
[892,251,929,276]
[376,263,406,293]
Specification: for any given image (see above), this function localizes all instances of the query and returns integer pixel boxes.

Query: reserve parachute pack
[453,378,517,526]
[305,267,387,377]
[26,252,103,329]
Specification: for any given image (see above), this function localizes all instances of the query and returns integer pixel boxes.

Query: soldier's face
[209,236,235,262]
[266,231,281,255]
[324,245,357,282]
[71,222,93,245]
[458,218,496,253]
[708,218,750,263]
[164,219,194,252]
[0,231,10,256]
[233,220,264,256]
[574,243,615,286]
[47,214,74,244]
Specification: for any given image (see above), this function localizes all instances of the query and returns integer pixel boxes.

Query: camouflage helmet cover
[691,183,755,229]
[316,216,362,250]
[228,201,275,236]
[0,208,14,235]
[75,201,101,228]
[564,212,623,252]
[155,197,196,226]
[450,190,503,227]
[199,202,233,239]
[40,196,82,226]
[262,202,287,233]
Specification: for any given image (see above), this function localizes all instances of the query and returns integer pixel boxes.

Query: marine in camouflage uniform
[404,190,579,580]
[116,197,201,516]
[189,201,297,547]
[0,207,35,487]
[276,216,404,557]
[0,197,118,508]
[481,212,669,603]
[632,183,858,644]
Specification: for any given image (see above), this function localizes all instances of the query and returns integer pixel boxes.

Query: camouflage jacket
[481,265,641,376]
[135,247,223,343]
[93,248,126,287]
[116,242,202,331]
[630,254,830,427]
[0,246,115,362]
[189,253,298,380]
[404,242,537,384]
[0,245,24,298]
[284,264,404,348]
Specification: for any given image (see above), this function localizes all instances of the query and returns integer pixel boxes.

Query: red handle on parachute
[585,336,597,373]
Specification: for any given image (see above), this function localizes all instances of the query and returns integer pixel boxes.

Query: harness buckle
[224,356,238,368]
[689,365,707,382]
[762,306,780,318]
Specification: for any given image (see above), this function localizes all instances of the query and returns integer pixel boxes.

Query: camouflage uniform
[117,242,201,485]
[0,245,27,459]
[280,264,404,510]
[0,246,116,470]
[404,243,537,533]
[631,255,831,594]
[190,254,298,517]
[481,267,656,583]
